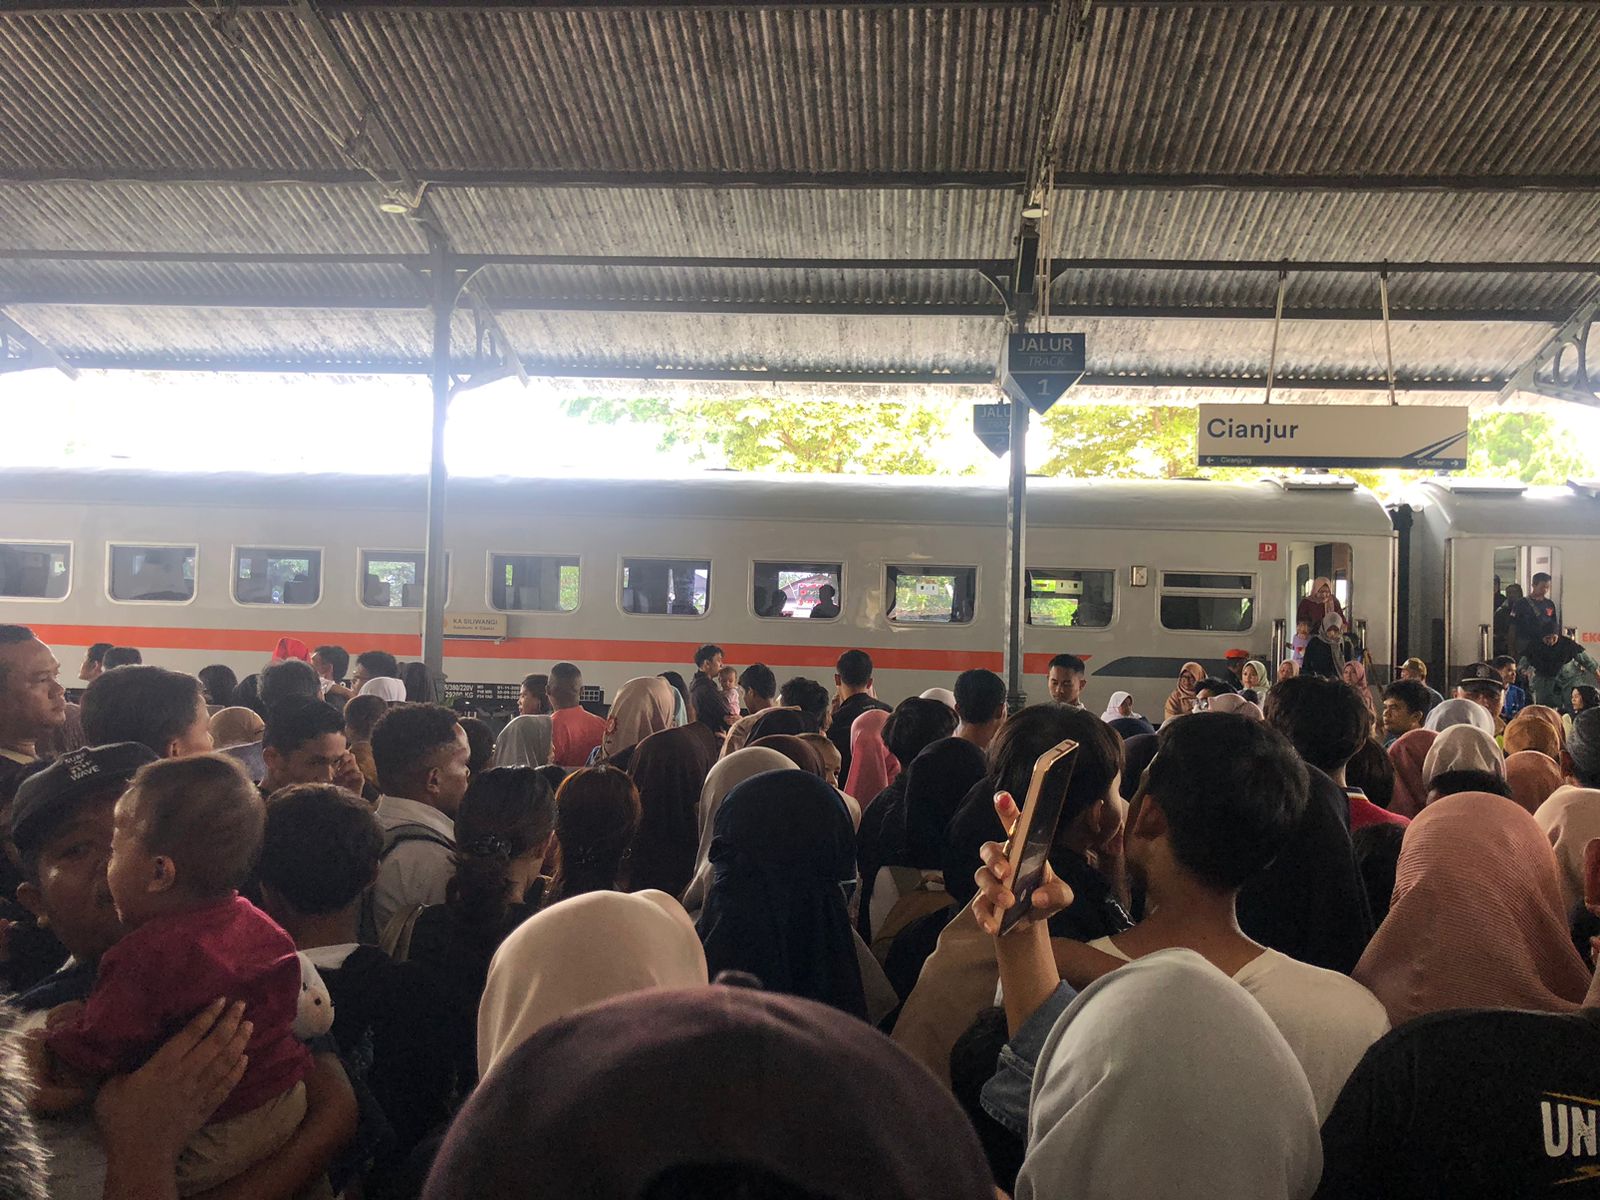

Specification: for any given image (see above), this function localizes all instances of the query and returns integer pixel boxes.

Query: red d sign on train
[1259,542,1278,561]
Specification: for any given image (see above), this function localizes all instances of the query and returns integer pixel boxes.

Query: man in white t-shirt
[367,703,470,938]
[975,710,1388,1123]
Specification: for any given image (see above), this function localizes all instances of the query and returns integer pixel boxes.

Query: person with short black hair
[1521,620,1600,711]
[688,652,732,737]
[368,704,470,936]
[1490,653,1529,721]
[1511,572,1559,658]
[258,658,321,713]
[100,647,142,671]
[260,697,347,796]
[458,717,496,779]
[547,663,606,768]
[1381,679,1432,744]
[693,645,725,677]
[1045,654,1086,708]
[311,646,349,690]
[954,668,1007,751]
[1268,674,1405,832]
[1193,676,1240,706]
[717,663,779,758]
[78,643,113,685]
[351,651,400,695]
[829,650,889,783]
[37,754,313,1194]
[81,665,212,759]
[0,626,66,776]
[254,782,451,1165]
[976,713,1389,1124]
[1345,739,1398,815]
[198,664,238,708]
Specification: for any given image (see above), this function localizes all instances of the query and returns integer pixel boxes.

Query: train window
[1159,571,1254,633]
[753,562,842,619]
[234,548,322,606]
[886,565,976,625]
[109,545,195,603]
[490,554,580,612]
[361,550,451,610]
[1026,568,1114,628]
[0,542,70,600]
[621,558,710,616]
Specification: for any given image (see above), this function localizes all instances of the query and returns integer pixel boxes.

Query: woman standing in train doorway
[1296,576,1345,631]
[1302,612,1360,680]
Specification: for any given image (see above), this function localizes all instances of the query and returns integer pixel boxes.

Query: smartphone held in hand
[998,738,1079,935]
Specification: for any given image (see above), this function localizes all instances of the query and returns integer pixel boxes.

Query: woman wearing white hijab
[1422,724,1504,791]
[1017,949,1321,1200]
[679,745,796,916]
[491,713,553,768]
[476,889,708,1080]
[359,675,407,702]
[1098,691,1142,722]
[1424,696,1494,735]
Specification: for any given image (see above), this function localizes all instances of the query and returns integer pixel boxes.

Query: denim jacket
[978,981,1077,1136]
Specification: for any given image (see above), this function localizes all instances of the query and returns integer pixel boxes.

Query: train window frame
[105,543,198,606]
[358,548,452,611]
[486,552,582,615]
[885,563,978,627]
[1025,566,1117,629]
[750,559,844,622]
[230,545,325,609]
[618,555,713,620]
[1158,568,1256,634]
[0,540,72,603]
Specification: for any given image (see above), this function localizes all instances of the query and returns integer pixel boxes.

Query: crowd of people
[2,618,1600,1199]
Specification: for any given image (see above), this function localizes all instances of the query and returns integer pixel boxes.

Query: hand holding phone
[997,738,1079,935]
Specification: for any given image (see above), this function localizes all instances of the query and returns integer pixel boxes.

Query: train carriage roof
[1409,478,1600,540]
[0,467,1394,537]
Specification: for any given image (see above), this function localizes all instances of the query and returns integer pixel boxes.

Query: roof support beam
[5,249,1595,276]
[1,292,1568,324]
[9,1,1592,12]
[44,353,1508,393]
[8,167,1600,193]
[0,311,78,379]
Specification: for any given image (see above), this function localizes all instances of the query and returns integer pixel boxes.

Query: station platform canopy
[4,0,1600,409]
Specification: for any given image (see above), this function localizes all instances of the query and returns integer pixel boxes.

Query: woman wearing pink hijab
[1354,791,1591,1027]
[844,708,899,807]
[1386,728,1437,818]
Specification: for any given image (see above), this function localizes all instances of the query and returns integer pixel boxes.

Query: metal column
[1002,218,1041,713]
[1003,392,1030,712]
[421,242,454,678]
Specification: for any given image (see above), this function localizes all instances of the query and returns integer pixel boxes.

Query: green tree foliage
[559,394,954,475]
[1465,411,1598,483]
[562,392,1600,493]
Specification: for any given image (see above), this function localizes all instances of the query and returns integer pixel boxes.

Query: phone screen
[999,740,1079,935]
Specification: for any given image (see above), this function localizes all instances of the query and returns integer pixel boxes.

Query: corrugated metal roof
[2,1,1596,397]
[1059,5,1600,177]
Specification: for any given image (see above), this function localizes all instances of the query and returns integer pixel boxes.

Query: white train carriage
[1401,479,1600,688]
[0,469,1396,710]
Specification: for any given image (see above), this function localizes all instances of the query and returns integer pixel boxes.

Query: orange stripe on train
[26,622,1075,676]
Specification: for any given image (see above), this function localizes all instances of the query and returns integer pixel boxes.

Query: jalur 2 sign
[1196,404,1469,470]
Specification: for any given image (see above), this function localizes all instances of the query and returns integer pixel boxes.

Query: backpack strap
[358,822,455,945]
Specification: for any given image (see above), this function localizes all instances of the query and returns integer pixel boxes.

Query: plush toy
[293,952,335,1041]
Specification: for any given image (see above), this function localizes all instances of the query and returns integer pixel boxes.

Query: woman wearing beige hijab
[1163,662,1206,722]
[477,888,708,1080]
[600,676,678,766]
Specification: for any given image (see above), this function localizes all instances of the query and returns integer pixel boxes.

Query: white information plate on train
[1196,403,1468,470]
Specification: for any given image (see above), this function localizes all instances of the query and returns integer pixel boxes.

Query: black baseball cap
[1457,663,1506,693]
[9,742,158,859]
